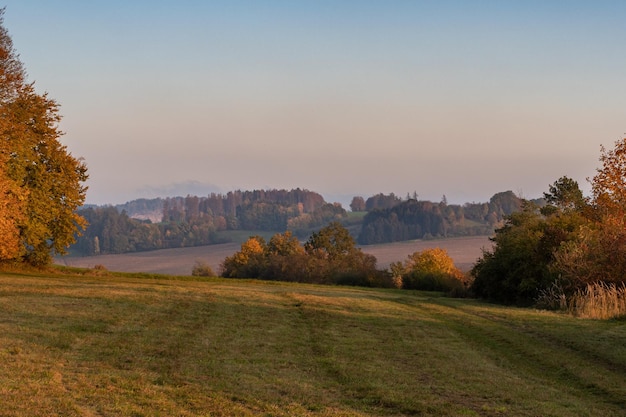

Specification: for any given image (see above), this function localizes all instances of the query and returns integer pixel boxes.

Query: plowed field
[58,236,492,275]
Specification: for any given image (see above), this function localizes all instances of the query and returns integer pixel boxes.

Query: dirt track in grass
[57,236,493,276]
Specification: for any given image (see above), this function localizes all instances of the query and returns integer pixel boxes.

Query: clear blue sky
[3,1,626,206]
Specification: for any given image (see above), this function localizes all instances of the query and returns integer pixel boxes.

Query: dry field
[58,236,492,276]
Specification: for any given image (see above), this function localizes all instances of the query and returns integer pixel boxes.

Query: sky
[3,1,626,207]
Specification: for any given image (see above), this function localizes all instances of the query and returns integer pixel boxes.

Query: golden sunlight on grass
[0,272,624,416]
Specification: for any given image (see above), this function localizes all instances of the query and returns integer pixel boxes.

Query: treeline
[72,189,346,255]
[220,222,468,294]
[161,189,345,233]
[73,206,223,255]
[72,188,530,256]
[470,138,626,308]
[162,189,326,224]
[221,223,382,286]
[357,191,525,244]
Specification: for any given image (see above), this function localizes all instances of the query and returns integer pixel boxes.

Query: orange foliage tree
[400,248,466,292]
[0,163,26,260]
[553,137,626,286]
[0,10,88,265]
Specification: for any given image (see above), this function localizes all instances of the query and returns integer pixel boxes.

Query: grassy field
[1,271,624,417]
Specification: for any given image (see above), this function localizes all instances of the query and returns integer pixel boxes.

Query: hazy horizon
[4,1,625,206]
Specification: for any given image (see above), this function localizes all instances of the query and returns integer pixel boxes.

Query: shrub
[403,271,466,293]
[191,260,216,277]
[401,248,467,294]
[470,205,576,305]
[220,236,266,278]
[220,225,382,287]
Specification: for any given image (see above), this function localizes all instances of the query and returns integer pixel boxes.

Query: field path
[58,236,492,275]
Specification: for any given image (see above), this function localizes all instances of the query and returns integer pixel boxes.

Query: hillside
[1,272,624,416]
[71,190,525,257]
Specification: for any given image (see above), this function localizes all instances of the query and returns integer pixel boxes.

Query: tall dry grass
[568,282,626,320]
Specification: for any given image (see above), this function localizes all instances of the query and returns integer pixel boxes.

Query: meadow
[0,271,624,416]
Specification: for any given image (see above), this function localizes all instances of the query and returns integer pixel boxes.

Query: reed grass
[568,282,626,320]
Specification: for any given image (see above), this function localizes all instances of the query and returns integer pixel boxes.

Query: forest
[71,189,527,256]
[357,190,524,244]
[73,189,346,255]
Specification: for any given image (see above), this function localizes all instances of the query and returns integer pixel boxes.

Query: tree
[304,222,356,261]
[219,227,385,286]
[470,206,552,304]
[220,236,266,278]
[365,193,402,211]
[471,195,589,304]
[0,10,88,265]
[350,196,366,212]
[263,231,307,281]
[488,191,523,223]
[550,138,626,287]
[591,137,626,221]
[542,176,587,215]
[405,248,463,279]
[402,248,466,292]
[0,163,26,260]
[267,231,303,257]
[304,222,380,285]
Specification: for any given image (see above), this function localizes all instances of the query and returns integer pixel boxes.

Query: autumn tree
[220,224,384,286]
[551,138,626,287]
[263,231,307,281]
[0,10,88,265]
[401,248,466,292]
[0,162,25,259]
[220,236,267,278]
[591,137,626,221]
[405,248,464,279]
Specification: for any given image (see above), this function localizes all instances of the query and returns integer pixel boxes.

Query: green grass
[0,271,624,416]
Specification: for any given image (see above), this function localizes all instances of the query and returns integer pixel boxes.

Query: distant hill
[358,191,525,245]
[115,198,164,223]
[72,189,345,256]
[72,188,537,256]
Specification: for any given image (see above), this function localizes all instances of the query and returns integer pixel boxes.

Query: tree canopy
[221,224,387,287]
[591,138,626,221]
[472,138,626,306]
[0,10,87,265]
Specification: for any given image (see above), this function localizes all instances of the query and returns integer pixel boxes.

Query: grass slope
[0,271,624,416]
